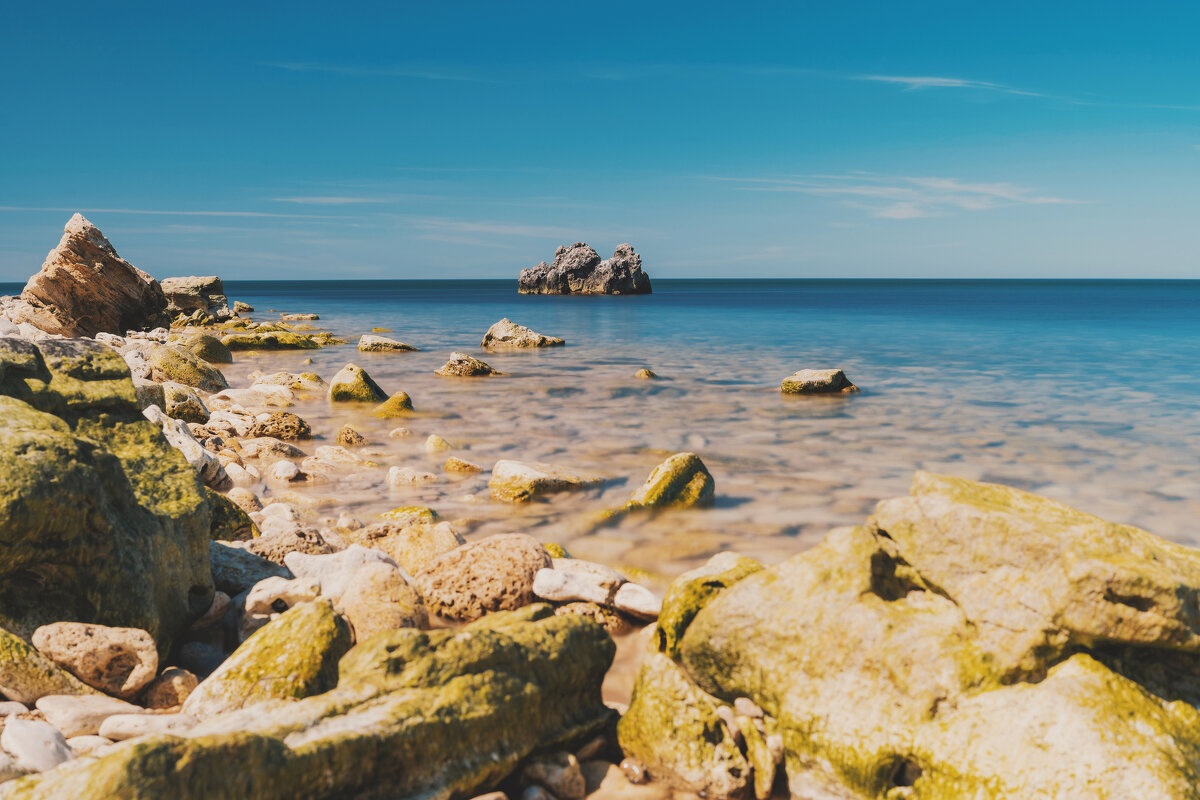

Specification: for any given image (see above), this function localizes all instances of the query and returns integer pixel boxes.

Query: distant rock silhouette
[518,242,651,295]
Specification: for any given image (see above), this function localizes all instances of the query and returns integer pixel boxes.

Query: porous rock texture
[5,214,170,337]
[0,336,213,653]
[518,243,651,295]
[619,472,1200,799]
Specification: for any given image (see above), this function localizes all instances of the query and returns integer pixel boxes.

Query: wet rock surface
[518,243,651,295]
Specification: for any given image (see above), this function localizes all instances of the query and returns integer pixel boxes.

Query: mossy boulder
[162,381,209,424]
[621,473,1200,798]
[654,552,762,659]
[625,452,714,512]
[183,333,233,364]
[780,367,858,395]
[0,338,213,654]
[328,363,388,403]
[221,331,341,350]
[182,600,351,718]
[488,460,602,504]
[149,344,228,392]
[372,391,414,417]
[5,606,615,800]
[206,488,259,541]
[0,627,98,704]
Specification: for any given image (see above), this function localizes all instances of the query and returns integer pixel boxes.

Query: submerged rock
[4,606,615,800]
[0,338,213,651]
[518,242,651,295]
[480,318,565,349]
[220,331,337,350]
[372,391,414,417]
[5,214,170,337]
[780,367,858,395]
[357,334,418,352]
[620,473,1200,798]
[625,452,714,511]
[489,460,602,504]
[435,351,500,377]
[328,363,388,403]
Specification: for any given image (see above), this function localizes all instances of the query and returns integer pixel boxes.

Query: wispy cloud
[264,61,496,83]
[709,173,1085,219]
[0,205,347,220]
[858,74,1049,98]
[405,216,578,239]
[272,196,390,205]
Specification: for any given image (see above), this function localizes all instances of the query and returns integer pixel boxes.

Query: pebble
[620,758,647,784]
[734,696,765,719]
[271,460,302,482]
[98,712,198,741]
[241,576,321,640]
[445,457,483,474]
[388,427,411,438]
[424,434,452,454]
[31,622,159,700]
[1,717,73,773]
[35,694,147,738]
[388,466,438,487]
[141,668,199,709]
[612,583,662,620]
[533,568,616,606]
[0,701,29,717]
[66,735,113,756]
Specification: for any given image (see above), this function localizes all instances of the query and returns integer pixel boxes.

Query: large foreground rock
[5,214,170,337]
[0,337,213,652]
[619,472,1200,798]
[3,606,615,800]
[518,243,651,295]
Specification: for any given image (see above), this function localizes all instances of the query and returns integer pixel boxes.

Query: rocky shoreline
[2,216,1200,798]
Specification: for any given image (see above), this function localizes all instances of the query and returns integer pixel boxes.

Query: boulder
[489,460,602,503]
[480,318,565,349]
[0,627,96,705]
[181,333,233,364]
[6,606,614,800]
[5,214,170,337]
[625,452,714,511]
[337,562,429,640]
[413,534,551,621]
[620,473,1200,798]
[247,411,312,440]
[435,351,500,377]
[30,623,158,700]
[357,334,418,352]
[780,367,858,395]
[161,381,209,424]
[149,344,228,392]
[181,600,351,718]
[346,521,464,575]
[328,363,387,403]
[0,338,214,653]
[160,276,232,321]
[518,242,651,295]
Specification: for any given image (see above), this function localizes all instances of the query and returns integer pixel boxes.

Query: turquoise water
[12,278,1200,572]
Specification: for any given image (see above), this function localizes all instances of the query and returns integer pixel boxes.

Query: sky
[3,1,1200,280]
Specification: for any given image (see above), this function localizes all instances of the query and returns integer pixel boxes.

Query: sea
[10,278,1200,578]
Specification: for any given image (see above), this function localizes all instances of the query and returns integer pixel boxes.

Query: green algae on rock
[182,333,233,364]
[206,488,259,542]
[371,391,414,417]
[328,363,388,403]
[435,351,501,377]
[654,551,762,659]
[780,367,858,395]
[620,473,1200,799]
[162,381,209,424]
[182,600,351,718]
[4,606,614,800]
[149,343,228,392]
[626,452,715,512]
[221,331,341,350]
[488,460,603,504]
[0,627,98,705]
[0,338,213,654]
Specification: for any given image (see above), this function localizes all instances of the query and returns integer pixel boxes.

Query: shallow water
[190,278,1200,588]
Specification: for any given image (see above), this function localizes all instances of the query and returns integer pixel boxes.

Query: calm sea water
[13,278,1200,577]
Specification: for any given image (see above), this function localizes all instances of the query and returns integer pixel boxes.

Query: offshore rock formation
[0,337,213,652]
[518,243,651,295]
[4,215,170,337]
[618,472,1200,798]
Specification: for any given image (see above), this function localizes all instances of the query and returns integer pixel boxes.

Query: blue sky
[3,1,1200,280]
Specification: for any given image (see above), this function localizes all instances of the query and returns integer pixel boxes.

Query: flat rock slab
[35,694,147,738]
